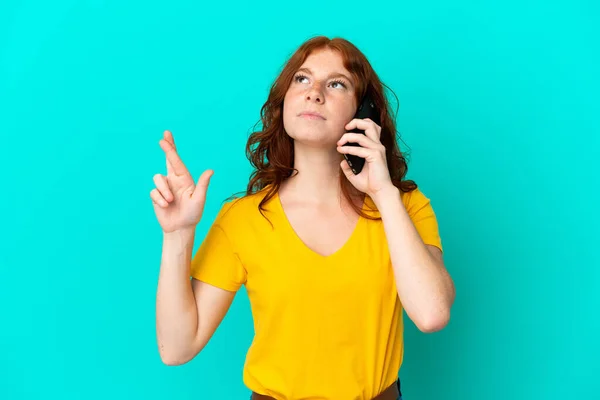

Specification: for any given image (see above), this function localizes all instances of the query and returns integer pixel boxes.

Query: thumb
[191,169,214,203]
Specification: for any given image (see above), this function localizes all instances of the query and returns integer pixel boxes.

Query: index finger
[164,130,176,150]
[159,139,188,176]
[163,130,177,175]
[345,118,381,142]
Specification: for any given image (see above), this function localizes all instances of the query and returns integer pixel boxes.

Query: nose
[305,85,324,104]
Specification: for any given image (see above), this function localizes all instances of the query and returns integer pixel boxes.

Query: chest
[239,206,396,315]
[282,204,359,258]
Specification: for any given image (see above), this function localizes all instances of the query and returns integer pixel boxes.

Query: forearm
[373,186,455,332]
[155,227,199,363]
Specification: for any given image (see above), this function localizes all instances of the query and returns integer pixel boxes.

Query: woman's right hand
[150,130,214,233]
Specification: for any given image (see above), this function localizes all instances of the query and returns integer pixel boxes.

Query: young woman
[153,36,455,400]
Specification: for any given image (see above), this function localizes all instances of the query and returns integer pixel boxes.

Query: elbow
[157,334,206,366]
[160,355,188,366]
[416,284,455,333]
[158,346,198,366]
[415,309,451,333]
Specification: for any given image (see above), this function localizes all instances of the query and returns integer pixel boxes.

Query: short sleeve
[403,188,443,252]
[190,208,247,292]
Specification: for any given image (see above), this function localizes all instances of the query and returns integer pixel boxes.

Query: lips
[299,111,326,120]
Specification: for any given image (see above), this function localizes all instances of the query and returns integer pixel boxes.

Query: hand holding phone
[342,94,381,175]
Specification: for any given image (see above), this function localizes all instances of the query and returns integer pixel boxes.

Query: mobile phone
[343,94,381,175]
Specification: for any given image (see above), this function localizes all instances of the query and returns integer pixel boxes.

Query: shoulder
[400,186,440,235]
[213,187,274,229]
[400,186,433,210]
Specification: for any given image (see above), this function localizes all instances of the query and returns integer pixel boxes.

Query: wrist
[163,226,196,241]
[370,184,400,208]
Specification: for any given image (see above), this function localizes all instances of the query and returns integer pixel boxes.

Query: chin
[287,128,339,148]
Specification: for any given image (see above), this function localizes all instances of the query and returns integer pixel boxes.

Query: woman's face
[283,48,358,148]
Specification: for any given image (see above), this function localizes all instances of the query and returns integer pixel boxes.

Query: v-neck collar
[273,191,366,260]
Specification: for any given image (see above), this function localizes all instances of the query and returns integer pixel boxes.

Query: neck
[279,142,360,205]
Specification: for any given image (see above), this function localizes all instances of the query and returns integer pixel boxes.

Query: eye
[294,74,309,84]
[293,74,348,89]
[329,79,347,89]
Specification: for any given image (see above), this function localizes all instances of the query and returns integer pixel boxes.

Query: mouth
[298,111,326,120]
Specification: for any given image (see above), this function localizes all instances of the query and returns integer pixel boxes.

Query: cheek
[282,93,291,114]
[334,100,357,126]
[283,90,297,113]
[282,95,296,132]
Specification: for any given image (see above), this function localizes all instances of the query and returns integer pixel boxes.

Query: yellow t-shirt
[190,186,442,400]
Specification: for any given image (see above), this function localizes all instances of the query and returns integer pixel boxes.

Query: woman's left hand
[336,118,394,198]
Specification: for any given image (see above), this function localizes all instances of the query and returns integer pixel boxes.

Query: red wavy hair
[242,35,417,219]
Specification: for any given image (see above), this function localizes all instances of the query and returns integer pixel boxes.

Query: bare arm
[336,120,454,332]
[151,130,236,365]
[155,227,235,365]
[373,186,455,333]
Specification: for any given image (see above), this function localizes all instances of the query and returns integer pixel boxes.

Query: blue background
[1,1,598,399]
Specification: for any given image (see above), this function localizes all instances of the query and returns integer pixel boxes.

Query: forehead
[299,48,350,75]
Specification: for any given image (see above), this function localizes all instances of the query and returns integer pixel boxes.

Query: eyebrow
[296,67,354,86]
